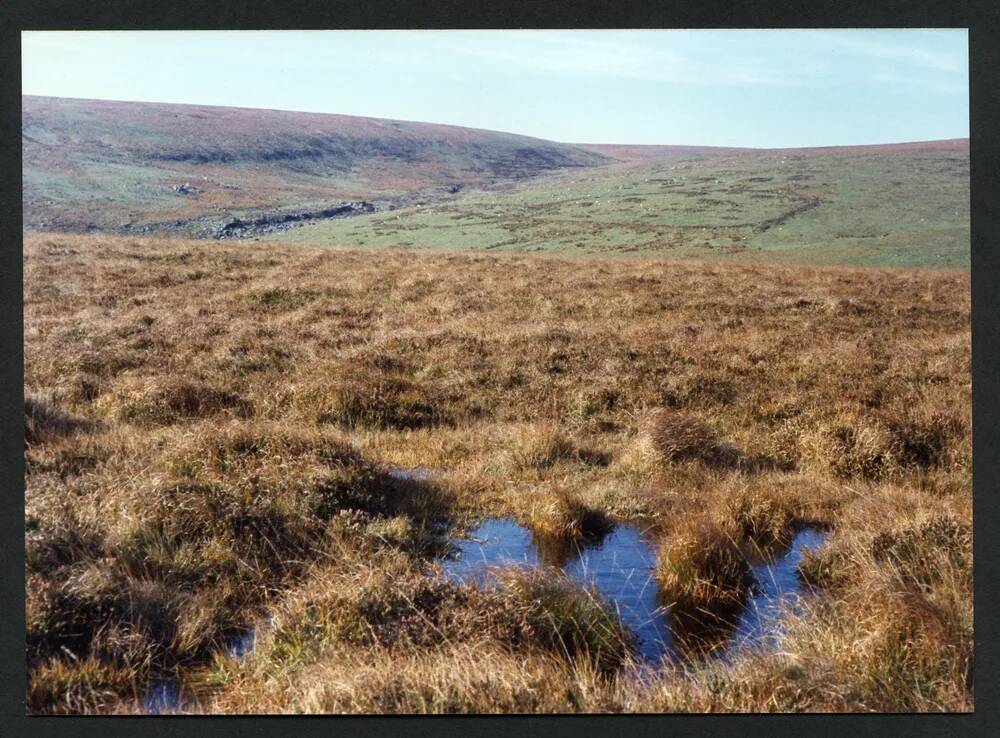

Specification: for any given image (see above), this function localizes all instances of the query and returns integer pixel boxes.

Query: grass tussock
[25,418,452,713]
[492,568,637,673]
[656,523,754,638]
[719,487,797,553]
[798,409,967,482]
[522,484,614,545]
[507,423,612,471]
[25,394,94,446]
[623,409,738,473]
[204,548,634,713]
[23,234,970,713]
[27,656,137,715]
[495,460,618,567]
[312,372,454,431]
[98,376,252,425]
[212,643,617,714]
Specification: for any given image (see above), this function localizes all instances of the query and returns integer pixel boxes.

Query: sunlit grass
[24,233,971,713]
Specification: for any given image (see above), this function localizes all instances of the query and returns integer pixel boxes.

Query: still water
[440,517,828,663]
[143,514,827,712]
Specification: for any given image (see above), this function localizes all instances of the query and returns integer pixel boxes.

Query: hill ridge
[22,95,610,232]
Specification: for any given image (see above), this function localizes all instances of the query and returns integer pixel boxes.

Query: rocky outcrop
[208,201,377,239]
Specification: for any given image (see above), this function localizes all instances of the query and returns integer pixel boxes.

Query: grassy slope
[22,96,609,232]
[24,96,968,269]
[25,233,971,713]
[270,142,969,268]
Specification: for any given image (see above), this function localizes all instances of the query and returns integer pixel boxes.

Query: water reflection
[441,517,828,664]
[143,517,829,712]
[729,527,829,656]
[443,517,671,661]
[227,626,258,660]
[564,525,673,661]
[142,620,267,714]
[387,466,436,482]
[142,680,183,715]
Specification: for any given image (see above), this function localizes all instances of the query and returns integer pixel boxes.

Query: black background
[1,2,997,735]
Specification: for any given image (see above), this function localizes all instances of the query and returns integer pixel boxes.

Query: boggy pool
[142,512,827,712]
[439,517,828,663]
[140,623,262,714]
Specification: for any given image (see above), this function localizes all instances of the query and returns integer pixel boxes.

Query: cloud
[22,29,968,100]
[793,29,967,74]
[421,29,967,96]
[870,69,968,96]
[22,31,104,56]
[423,30,810,88]
[789,30,967,96]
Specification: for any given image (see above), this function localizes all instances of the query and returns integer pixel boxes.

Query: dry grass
[656,521,754,652]
[521,483,613,546]
[631,408,735,468]
[23,233,971,713]
[24,394,95,445]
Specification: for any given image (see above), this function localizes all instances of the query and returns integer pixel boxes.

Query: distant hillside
[269,138,969,268]
[575,143,758,161]
[21,96,969,267]
[577,139,969,162]
[22,96,610,232]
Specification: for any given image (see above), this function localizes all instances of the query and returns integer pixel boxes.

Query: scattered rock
[173,183,202,196]
[210,201,377,239]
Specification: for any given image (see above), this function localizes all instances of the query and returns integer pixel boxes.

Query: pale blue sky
[21,30,968,148]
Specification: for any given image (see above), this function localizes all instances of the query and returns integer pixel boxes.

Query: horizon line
[22,93,971,152]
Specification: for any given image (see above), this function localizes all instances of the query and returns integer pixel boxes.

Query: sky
[21,30,969,148]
